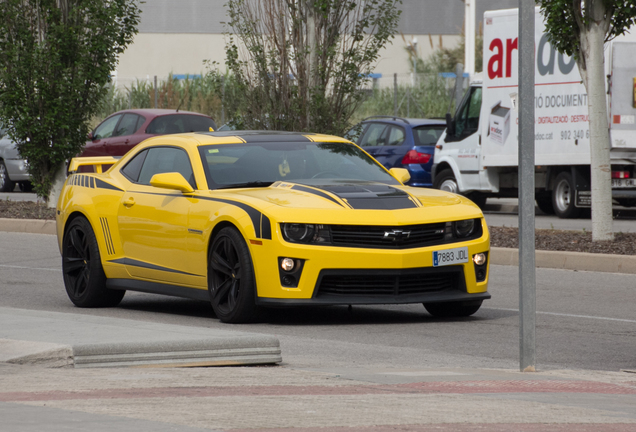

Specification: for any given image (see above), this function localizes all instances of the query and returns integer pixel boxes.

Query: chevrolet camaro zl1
[57,131,490,323]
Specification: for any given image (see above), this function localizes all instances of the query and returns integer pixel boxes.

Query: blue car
[346,116,446,188]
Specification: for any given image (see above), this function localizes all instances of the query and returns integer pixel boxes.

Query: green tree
[538,0,636,241]
[222,0,401,135]
[0,0,141,201]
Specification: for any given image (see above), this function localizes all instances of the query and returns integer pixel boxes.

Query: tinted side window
[93,115,122,139]
[138,147,195,188]
[146,115,217,134]
[385,125,406,146]
[413,126,445,146]
[359,123,387,146]
[454,87,482,137]
[121,149,148,182]
[114,114,140,137]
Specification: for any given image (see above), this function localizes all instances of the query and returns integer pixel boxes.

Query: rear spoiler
[68,156,119,174]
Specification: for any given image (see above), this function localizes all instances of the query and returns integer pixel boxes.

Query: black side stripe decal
[194,196,265,239]
[261,214,272,240]
[108,258,201,276]
[94,178,124,191]
[99,217,115,255]
[291,185,346,208]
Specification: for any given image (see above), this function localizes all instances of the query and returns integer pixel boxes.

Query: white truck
[432,7,636,218]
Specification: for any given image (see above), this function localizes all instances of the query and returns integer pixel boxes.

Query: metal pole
[154,75,158,109]
[394,73,398,117]
[518,0,536,372]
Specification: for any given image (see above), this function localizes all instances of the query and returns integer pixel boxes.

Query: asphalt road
[1,231,634,373]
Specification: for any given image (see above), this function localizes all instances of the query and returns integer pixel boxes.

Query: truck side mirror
[445,113,455,136]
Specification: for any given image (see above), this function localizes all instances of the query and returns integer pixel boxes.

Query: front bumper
[250,220,490,306]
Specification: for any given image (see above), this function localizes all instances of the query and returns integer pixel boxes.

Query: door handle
[122,197,135,208]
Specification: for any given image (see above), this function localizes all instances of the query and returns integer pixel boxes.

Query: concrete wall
[115,0,518,88]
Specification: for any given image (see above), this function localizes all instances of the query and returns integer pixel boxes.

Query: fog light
[473,253,486,266]
[281,257,295,272]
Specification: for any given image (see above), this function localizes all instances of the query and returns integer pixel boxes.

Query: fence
[96,71,469,126]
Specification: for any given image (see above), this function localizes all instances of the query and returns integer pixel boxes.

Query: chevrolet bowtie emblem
[383,229,411,241]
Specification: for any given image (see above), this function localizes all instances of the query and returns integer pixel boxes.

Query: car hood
[210,181,479,224]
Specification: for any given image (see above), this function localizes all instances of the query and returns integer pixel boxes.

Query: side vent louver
[100,217,115,255]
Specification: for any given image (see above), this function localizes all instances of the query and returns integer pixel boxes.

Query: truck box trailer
[432,7,636,218]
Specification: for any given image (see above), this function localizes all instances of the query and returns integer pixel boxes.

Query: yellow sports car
[56,131,490,323]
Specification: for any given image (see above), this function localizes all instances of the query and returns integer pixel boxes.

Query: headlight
[282,223,316,243]
[453,219,476,238]
[281,223,331,244]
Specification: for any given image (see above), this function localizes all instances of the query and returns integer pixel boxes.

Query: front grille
[330,223,446,249]
[315,267,462,298]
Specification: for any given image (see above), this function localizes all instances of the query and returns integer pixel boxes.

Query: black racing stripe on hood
[313,184,418,210]
[291,185,346,208]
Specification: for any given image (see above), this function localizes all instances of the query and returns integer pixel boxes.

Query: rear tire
[552,172,581,219]
[208,227,258,323]
[424,300,483,318]
[62,217,125,307]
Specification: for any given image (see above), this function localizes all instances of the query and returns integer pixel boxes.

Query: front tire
[0,161,15,192]
[552,172,581,218]
[62,217,125,307]
[208,227,258,323]
[433,169,459,194]
[424,300,483,318]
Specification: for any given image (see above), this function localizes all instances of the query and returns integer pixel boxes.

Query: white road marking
[486,307,636,324]
[0,264,61,272]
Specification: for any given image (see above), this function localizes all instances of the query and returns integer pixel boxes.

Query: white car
[0,127,31,192]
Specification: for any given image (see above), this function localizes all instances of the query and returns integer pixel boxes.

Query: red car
[81,109,217,158]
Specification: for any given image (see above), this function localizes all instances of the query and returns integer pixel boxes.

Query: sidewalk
[0,307,280,368]
[1,337,635,431]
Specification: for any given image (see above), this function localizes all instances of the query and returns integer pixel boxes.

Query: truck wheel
[536,193,555,215]
[433,169,459,194]
[552,172,581,218]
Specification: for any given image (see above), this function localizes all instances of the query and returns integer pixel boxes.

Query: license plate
[612,178,636,188]
[433,247,469,267]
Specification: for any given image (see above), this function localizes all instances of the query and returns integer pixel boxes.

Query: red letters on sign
[488,37,519,79]
[488,38,504,79]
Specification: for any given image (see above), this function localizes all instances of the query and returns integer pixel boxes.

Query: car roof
[361,116,446,127]
[194,130,350,144]
[108,109,212,118]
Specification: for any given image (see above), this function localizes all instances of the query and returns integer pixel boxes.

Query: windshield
[198,141,399,189]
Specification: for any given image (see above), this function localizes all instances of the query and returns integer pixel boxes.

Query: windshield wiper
[216,181,274,190]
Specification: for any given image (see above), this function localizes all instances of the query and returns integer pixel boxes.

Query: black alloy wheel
[208,227,258,323]
[423,300,483,318]
[62,217,125,307]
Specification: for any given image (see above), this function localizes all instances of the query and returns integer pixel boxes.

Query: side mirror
[149,172,194,193]
[87,131,95,141]
[389,167,411,184]
[445,113,455,136]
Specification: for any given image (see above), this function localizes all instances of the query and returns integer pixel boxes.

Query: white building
[115,0,518,89]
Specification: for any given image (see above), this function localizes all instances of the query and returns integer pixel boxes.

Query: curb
[0,218,56,235]
[2,218,635,275]
[490,247,636,275]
